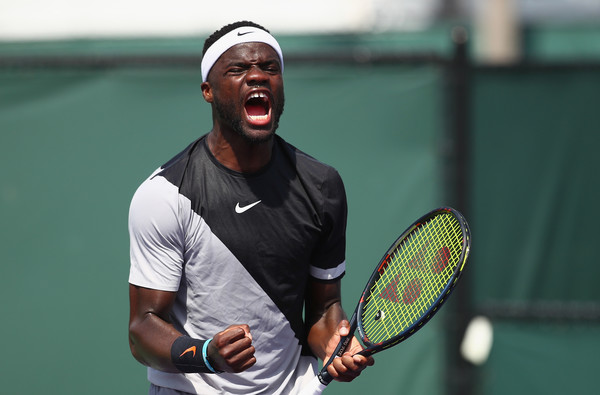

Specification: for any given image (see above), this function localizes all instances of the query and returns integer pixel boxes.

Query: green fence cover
[471,67,600,303]
[2,27,599,395]
[0,46,444,394]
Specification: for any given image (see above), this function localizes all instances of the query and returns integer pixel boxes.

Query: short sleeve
[309,167,347,282]
[128,172,185,291]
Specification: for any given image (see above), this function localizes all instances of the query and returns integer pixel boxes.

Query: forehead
[217,42,280,64]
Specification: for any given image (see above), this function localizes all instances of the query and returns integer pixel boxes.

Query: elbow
[128,322,148,366]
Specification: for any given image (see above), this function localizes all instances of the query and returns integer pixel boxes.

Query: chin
[235,121,279,144]
[240,129,276,144]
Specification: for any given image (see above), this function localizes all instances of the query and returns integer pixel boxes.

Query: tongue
[246,103,266,116]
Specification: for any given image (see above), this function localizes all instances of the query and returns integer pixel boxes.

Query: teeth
[249,92,267,99]
[249,114,269,121]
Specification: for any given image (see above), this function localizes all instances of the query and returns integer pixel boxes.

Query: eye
[228,66,245,74]
[225,62,249,75]
[264,63,280,73]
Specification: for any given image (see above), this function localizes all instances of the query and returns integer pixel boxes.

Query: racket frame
[356,206,471,356]
[316,207,471,385]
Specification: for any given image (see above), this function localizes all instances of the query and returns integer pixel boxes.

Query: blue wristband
[202,338,219,374]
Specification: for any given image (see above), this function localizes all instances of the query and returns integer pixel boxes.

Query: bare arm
[128,284,185,372]
[305,279,345,360]
[128,284,256,373]
[305,279,374,382]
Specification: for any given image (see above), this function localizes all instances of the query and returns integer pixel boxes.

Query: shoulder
[276,136,345,189]
[129,171,182,232]
[129,137,206,232]
[155,136,206,187]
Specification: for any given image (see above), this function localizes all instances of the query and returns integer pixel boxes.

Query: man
[128,21,373,394]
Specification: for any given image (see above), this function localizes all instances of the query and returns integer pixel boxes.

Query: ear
[201,82,213,103]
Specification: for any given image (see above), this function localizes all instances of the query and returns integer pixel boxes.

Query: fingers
[210,324,256,373]
[326,325,375,383]
[220,324,252,342]
[326,353,373,382]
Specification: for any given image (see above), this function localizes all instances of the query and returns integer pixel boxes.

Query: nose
[246,65,269,86]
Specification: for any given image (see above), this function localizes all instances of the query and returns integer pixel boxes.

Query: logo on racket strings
[379,244,450,305]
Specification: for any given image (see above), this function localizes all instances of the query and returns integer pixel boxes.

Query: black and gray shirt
[129,135,347,394]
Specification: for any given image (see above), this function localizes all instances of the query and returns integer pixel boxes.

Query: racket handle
[301,314,357,394]
[318,370,334,385]
[298,337,346,395]
[316,345,370,387]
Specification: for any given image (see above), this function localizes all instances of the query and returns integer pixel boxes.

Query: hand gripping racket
[299,207,471,395]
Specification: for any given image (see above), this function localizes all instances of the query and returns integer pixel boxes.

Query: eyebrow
[225,58,281,69]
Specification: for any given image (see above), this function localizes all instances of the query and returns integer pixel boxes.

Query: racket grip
[318,370,334,385]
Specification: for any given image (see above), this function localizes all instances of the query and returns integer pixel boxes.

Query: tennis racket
[299,206,471,395]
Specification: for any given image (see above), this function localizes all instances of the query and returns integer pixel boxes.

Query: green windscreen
[0,45,444,395]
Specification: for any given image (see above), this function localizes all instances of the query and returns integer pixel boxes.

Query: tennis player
[128,21,374,394]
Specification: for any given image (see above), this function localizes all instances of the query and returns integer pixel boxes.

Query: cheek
[214,83,241,103]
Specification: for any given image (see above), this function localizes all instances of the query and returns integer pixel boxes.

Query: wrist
[170,336,222,374]
[202,338,220,373]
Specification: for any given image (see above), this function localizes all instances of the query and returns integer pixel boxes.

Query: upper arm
[129,284,176,326]
[128,174,185,292]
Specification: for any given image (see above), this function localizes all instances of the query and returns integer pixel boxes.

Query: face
[203,42,285,144]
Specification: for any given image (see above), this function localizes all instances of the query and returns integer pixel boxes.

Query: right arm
[128,175,256,374]
[128,284,181,372]
[128,284,257,373]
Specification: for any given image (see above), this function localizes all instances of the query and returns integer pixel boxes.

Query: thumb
[337,319,351,337]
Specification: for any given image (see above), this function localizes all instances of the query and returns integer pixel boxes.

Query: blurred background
[1,1,599,394]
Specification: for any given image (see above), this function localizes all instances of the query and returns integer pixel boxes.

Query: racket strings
[361,213,464,344]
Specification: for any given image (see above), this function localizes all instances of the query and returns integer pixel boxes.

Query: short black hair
[202,21,270,56]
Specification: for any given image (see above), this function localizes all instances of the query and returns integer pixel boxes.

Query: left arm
[305,278,374,382]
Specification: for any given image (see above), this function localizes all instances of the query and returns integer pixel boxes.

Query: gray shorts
[149,384,195,395]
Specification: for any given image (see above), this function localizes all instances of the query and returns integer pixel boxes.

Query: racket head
[356,207,471,355]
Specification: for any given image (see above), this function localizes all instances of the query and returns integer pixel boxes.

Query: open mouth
[244,92,272,125]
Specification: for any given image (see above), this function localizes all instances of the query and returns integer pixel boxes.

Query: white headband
[201,26,284,82]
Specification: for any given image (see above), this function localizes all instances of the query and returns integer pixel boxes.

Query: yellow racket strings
[361,213,464,344]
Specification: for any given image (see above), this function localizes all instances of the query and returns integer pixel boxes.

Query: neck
[206,129,274,173]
